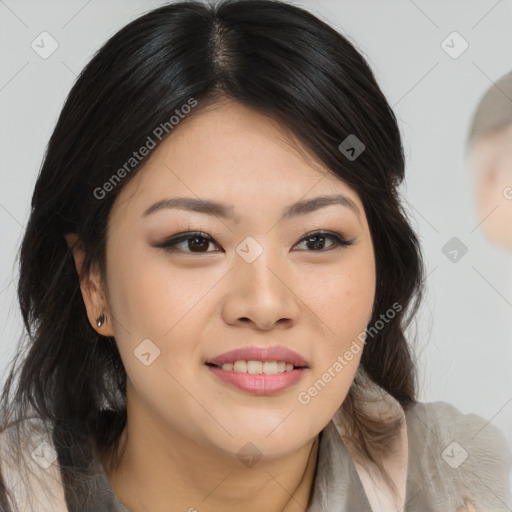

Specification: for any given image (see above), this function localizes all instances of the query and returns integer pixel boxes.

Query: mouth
[204,345,309,370]
[204,360,308,374]
[205,361,308,396]
[204,346,309,394]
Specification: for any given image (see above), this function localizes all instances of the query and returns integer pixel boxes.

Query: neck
[101,405,320,512]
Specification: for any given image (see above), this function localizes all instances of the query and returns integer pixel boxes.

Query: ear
[64,232,115,336]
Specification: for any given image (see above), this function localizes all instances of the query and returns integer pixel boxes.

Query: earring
[96,313,105,328]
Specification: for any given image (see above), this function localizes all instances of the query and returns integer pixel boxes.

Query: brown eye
[294,231,353,252]
[158,232,220,253]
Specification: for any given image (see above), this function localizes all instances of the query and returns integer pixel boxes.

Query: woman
[0,1,510,510]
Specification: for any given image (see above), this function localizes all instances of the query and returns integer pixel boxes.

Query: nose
[221,243,301,331]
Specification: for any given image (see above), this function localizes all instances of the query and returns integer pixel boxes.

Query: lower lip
[206,365,307,395]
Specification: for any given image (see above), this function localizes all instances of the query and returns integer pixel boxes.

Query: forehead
[111,100,363,221]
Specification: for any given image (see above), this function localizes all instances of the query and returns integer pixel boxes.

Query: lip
[204,345,309,368]
[206,366,308,396]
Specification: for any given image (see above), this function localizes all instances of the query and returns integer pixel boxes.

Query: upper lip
[205,345,309,368]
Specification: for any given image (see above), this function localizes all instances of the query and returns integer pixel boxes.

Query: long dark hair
[0,0,424,508]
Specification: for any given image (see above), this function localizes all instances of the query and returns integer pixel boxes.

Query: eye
[293,230,354,252]
[158,231,220,253]
[156,230,353,254]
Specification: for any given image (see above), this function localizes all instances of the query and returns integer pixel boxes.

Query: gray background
[1,0,511,462]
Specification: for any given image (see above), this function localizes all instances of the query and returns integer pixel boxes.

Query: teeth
[247,360,263,374]
[220,361,297,374]
[233,361,247,372]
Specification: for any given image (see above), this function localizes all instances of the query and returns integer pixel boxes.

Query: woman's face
[99,99,376,461]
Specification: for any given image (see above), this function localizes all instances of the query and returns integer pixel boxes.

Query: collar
[307,377,408,511]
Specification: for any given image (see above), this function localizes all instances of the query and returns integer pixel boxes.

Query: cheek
[108,239,216,338]
[295,255,374,417]
[299,250,375,341]
[105,244,204,409]
[107,242,238,391]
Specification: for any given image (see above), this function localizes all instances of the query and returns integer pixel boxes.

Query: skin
[65,98,376,512]
[468,123,512,252]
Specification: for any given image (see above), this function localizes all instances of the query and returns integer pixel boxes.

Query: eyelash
[157,230,354,254]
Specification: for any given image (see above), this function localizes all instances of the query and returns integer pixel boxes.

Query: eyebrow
[141,194,361,222]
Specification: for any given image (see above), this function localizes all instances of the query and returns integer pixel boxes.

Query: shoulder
[405,400,512,510]
[407,400,511,459]
[0,416,69,512]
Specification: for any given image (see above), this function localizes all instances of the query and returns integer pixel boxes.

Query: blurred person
[466,70,512,251]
